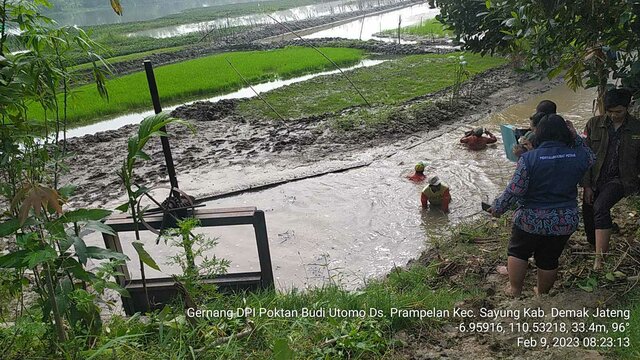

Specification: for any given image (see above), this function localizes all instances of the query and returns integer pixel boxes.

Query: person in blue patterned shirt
[490,114,595,297]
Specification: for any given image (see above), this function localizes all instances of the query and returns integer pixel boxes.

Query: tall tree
[437,0,640,114]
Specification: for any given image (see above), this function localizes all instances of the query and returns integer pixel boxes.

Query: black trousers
[508,225,570,270]
[582,181,625,245]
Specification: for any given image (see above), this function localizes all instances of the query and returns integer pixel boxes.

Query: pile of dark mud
[172,99,236,122]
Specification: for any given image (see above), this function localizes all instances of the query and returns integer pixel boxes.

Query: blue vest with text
[521,141,591,209]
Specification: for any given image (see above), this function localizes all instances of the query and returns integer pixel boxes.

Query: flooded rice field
[47,0,247,27]
[95,85,597,291]
[302,3,438,42]
[131,0,417,39]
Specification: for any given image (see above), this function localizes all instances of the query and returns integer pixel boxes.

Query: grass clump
[240,52,507,120]
[383,18,453,38]
[611,290,640,359]
[331,107,397,132]
[27,47,365,126]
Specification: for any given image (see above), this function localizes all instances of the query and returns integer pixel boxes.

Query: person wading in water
[460,127,497,151]
[421,176,451,213]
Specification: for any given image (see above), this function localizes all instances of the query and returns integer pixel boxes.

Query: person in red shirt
[408,161,427,183]
[460,127,497,150]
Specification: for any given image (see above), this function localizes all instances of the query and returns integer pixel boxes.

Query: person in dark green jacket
[582,88,640,270]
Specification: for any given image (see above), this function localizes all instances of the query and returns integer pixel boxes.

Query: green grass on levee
[28,47,364,126]
[384,18,453,38]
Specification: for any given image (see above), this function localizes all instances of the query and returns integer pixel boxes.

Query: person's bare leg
[507,256,528,296]
[594,229,612,271]
[536,268,558,295]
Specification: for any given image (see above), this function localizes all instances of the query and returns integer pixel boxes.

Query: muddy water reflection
[193,86,595,290]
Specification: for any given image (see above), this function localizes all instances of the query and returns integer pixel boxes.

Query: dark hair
[535,114,572,145]
[535,100,557,115]
[473,127,483,137]
[529,111,548,128]
[604,88,632,110]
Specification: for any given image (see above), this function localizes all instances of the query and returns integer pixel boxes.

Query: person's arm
[581,120,595,203]
[420,191,429,208]
[441,188,451,213]
[460,135,471,143]
[565,119,595,166]
[485,130,497,144]
[512,144,527,158]
[574,134,596,167]
[492,157,529,216]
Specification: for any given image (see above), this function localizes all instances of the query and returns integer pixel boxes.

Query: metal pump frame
[102,61,274,315]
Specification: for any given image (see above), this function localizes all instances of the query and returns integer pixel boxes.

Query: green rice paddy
[29,47,364,125]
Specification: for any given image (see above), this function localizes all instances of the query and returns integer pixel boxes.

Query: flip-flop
[496,265,508,276]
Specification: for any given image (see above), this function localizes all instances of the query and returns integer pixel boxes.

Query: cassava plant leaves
[0,250,30,268]
[132,241,161,271]
[60,209,112,223]
[86,246,129,261]
[0,218,21,237]
[11,184,63,225]
[84,220,116,236]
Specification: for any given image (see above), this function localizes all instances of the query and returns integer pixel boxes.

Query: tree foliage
[437,0,640,111]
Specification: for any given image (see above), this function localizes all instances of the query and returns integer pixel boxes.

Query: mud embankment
[61,65,554,208]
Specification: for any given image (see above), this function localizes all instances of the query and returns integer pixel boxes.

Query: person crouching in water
[460,127,497,150]
[421,176,451,213]
[490,114,595,296]
[408,161,427,183]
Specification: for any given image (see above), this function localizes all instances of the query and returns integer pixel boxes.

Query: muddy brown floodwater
[84,84,596,292]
